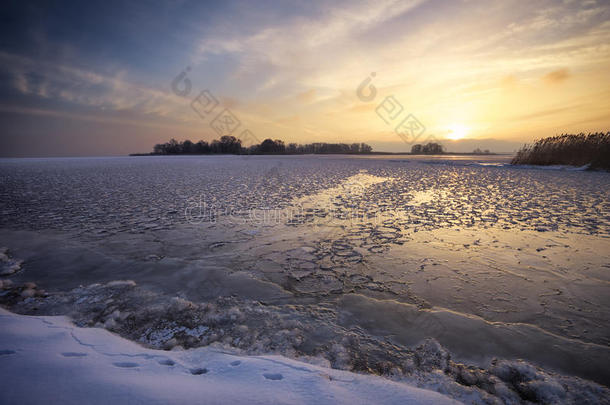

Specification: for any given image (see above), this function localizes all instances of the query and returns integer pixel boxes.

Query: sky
[1,0,609,156]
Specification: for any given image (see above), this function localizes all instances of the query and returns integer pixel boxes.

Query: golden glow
[446,124,469,140]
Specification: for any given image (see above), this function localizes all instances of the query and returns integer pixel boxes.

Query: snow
[0,308,461,405]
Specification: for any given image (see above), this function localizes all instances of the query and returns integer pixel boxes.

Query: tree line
[410,142,444,154]
[141,136,374,155]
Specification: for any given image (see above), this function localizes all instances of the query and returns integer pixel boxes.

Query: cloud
[0,51,194,122]
[510,104,577,121]
[347,103,376,113]
[500,75,519,87]
[543,68,571,84]
[296,89,317,104]
[0,104,200,132]
[192,0,427,94]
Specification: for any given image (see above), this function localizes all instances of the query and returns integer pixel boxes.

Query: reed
[511,132,610,170]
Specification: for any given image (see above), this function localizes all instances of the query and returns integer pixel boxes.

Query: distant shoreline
[129,151,504,156]
[132,137,507,157]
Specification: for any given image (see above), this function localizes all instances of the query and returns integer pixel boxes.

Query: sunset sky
[1,0,610,156]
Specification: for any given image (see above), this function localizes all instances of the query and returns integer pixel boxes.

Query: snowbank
[0,308,460,405]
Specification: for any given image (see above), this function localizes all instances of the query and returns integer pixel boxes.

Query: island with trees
[133,137,502,157]
[410,143,444,154]
[131,136,374,155]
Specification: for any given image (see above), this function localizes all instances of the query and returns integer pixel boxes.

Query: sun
[447,124,469,140]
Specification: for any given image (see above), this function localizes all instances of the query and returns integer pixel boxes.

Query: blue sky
[1,0,609,156]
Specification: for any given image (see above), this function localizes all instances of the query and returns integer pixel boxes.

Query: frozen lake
[1,155,609,396]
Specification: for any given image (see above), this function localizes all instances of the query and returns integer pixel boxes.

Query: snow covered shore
[0,308,460,405]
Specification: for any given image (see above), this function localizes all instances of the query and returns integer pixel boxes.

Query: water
[1,155,609,391]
